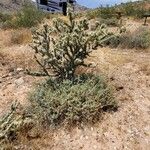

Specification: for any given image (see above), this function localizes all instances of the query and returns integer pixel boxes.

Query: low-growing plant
[99,18,119,27]
[99,6,116,19]
[29,74,117,127]
[86,9,101,19]
[0,13,14,29]
[129,28,150,49]
[114,27,150,49]
[0,13,12,23]
[86,6,116,20]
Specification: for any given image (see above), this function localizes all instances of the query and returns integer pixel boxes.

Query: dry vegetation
[0,1,150,150]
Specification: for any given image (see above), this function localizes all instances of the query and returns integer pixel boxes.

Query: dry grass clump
[10,29,32,45]
[109,27,150,50]
[0,29,32,47]
[99,18,119,27]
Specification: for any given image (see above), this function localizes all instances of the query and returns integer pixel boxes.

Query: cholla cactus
[30,9,114,81]
[0,101,33,144]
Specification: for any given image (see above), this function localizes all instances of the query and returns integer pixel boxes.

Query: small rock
[93,145,97,149]
[85,136,88,140]
[116,86,124,91]
[90,24,96,31]
[16,68,24,72]
[2,74,9,78]
[89,62,97,68]
[27,129,40,139]
[8,67,15,73]
[14,78,24,86]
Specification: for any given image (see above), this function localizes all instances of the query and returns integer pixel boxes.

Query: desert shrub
[0,13,12,23]
[120,27,150,49]
[122,2,149,19]
[99,18,119,27]
[30,9,115,81]
[29,74,117,126]
[135,7,147,19]
[0,13,14,29]
[1,3,45,29]
[74,12,84,18]
[1,20,16,29]
[99,6,116,19]
[86,9,101,19]
[123,2,136,16]
[86,7,116,20]
[108,36,121,48]
[15,3,45,28]
[110,27,150,49]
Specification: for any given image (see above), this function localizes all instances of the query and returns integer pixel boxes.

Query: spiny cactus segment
[30,9,115,81]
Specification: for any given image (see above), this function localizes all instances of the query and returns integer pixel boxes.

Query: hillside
[0,0,31,13]
[117,0,150,11]
[0,0,88,13]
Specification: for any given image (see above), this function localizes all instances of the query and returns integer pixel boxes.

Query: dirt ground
[0,20,150,149]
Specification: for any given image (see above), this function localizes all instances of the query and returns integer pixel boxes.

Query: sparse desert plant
[131,28,150,49]
[86,9,101,19]
[99,6,116,19]
[86,6,115,20]
[123,2,136,17]
[30,9,115,81]
[1,3,45,29]
[15,3,45,28]
[121,1,149,19]
[99,18,119,27]
[29,74,117,126]
[120,27,150,49]
[0,12,12,23]
[0,13,14,29]
[0,101,33,146]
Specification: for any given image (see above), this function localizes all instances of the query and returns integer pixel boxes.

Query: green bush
[123,2,136,16]
[15,3,45,28]
[86,7,116,20]
[86,9,101,19]
[0,13,12,23]
[29,75,117,126]
[1,3,45,29]
[99,6,116,19]
[0,13,13,29]
[99,18,119,27]
[122,2,149,19]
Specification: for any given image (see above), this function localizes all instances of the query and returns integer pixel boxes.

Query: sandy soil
[0,22,150,149]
